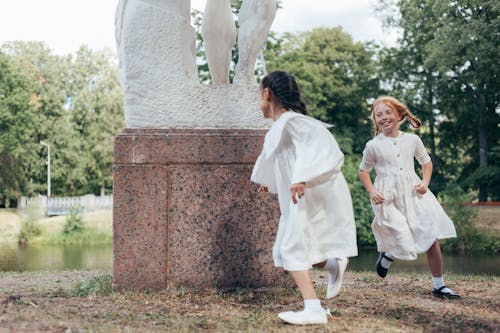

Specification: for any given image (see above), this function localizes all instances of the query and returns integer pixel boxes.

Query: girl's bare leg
[426,240,443,277]
[289,270,318,299]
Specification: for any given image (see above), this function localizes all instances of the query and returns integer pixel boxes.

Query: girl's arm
[414,161,432,194]
[359,169,384,204]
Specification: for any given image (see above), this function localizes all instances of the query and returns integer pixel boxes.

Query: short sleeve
[359,143,375,172]
[414,136,431,165]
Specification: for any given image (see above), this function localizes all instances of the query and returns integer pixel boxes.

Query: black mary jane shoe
[432,286,461,299]
[376,252,393,278]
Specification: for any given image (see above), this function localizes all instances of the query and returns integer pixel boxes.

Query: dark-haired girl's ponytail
[261,70,307,115]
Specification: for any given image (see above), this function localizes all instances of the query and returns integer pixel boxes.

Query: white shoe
[326,258,348,299]
[278,309,330,325]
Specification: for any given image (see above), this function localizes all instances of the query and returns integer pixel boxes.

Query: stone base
[113,129,287,290]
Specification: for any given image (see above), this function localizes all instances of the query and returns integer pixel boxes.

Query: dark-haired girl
[251,71,358,325]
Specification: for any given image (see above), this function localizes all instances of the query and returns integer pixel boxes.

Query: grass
[0,209,112,245]
[0,270,498,332]
[475,206,500,237]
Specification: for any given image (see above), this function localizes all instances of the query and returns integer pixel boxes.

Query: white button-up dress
[251,111,358,271]
[360,131,456,260]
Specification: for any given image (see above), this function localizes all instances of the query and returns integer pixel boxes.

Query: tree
[67,46,125,195]
[1,42,125,198]
[0,50,39,206]
[266,27,380,154]
[2,41,86,197]
[426,0,500,201]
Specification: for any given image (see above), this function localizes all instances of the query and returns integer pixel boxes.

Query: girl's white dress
[251,111,358,271]
[360,131,456,260]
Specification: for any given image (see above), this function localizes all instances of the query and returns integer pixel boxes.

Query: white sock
[304,299,323,312]
[325,258,339,280]
[432,276,444,289]
[432,276,452,293]
[380,253,394,269]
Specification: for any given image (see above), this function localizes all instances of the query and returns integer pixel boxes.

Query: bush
[63,206,85,235]
[18,213,42,245]
[440,184,499,255]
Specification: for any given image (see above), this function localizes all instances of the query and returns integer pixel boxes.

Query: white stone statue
[202,0,236,84]
[202,0,277,85]
[115,0,276,128]
[233,0,277,85]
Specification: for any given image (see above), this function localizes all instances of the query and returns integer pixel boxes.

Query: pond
[0,243,498,276]
[0,243,112,272]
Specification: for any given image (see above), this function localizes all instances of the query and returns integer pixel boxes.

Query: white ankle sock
[304,299,323,312]
[380,253,394,269]
[432,276,444,289]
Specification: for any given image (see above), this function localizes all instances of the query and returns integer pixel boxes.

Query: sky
[0,0,398,56]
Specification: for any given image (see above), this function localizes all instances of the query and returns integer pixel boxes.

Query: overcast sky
[0,0,398,56]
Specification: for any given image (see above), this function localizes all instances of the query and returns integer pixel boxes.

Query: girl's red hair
[371,96,422,135]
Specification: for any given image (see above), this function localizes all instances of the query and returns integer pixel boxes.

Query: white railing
[17,195,113,216]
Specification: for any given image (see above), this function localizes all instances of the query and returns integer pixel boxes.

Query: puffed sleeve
[359,142,375,172]
[414,135,431,165]
[250,153,278,193]
[287,117,344,186]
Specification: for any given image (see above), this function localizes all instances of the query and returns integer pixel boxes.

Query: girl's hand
[414,182,428,194]
[290,182,306,204]
[369,190,385,205]
[258,186,268,192]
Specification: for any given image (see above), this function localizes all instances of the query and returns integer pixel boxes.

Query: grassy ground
[0,270,498,332]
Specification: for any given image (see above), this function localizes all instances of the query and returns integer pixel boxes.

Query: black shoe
[432,286,461,299]
[376,252,393,278]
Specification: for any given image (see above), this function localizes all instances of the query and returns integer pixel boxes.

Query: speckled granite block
[113,129,287,290]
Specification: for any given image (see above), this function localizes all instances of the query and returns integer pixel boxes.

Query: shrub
[63,206,85,235]
[440,184,499,255]
[18,213,42,245]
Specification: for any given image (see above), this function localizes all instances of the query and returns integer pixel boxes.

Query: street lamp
[40,141,51,197]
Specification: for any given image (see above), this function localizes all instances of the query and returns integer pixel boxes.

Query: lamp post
[40,141,51,197]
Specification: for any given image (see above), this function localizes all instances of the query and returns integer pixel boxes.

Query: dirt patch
[0,270,498,332]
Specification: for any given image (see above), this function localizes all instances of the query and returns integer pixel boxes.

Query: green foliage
[38,228,112,245]
[0,49,40,206]
[440,185,499,255]
[0,42,124,201]
[17,213,42,245]
[75,274,113,297]
[63,207,85,235]
[266,28,379,154]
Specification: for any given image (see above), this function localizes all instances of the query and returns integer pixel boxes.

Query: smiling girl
[359,96,460,299]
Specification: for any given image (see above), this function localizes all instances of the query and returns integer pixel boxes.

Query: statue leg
[202,0,237,84]
[234,0,277,85]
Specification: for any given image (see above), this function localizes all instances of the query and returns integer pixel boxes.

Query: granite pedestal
[113,129,287,290]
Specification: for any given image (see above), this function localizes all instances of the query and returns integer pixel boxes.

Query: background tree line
[1,1,498,214]
[0,42,124,207]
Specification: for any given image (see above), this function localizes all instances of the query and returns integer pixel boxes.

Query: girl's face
[259,87,272,119]
[373,103,400,134]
